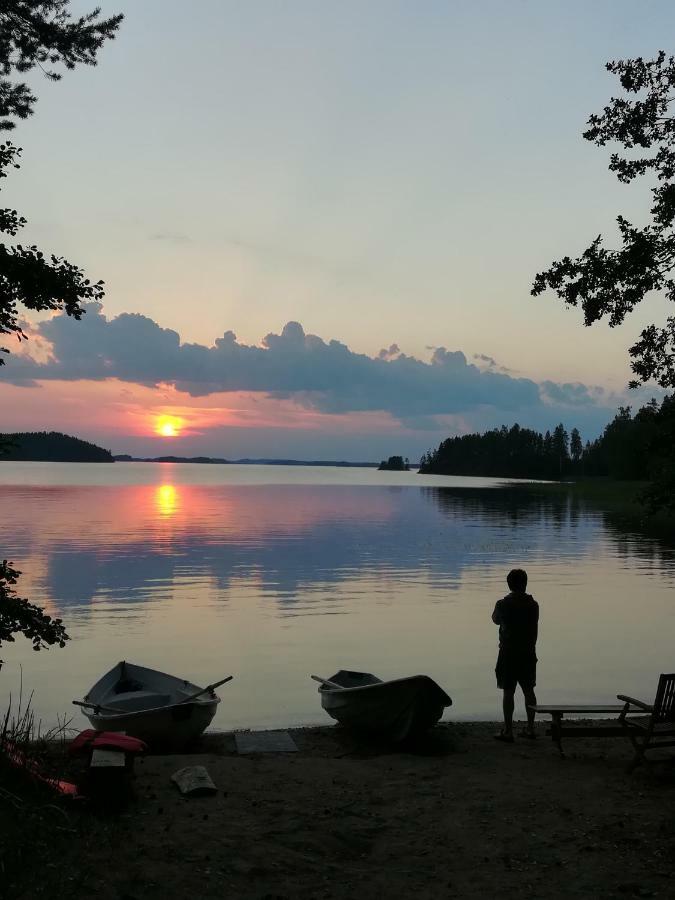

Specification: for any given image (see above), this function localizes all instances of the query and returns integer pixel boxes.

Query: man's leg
[502,688,515,736]
[523,687,537,734]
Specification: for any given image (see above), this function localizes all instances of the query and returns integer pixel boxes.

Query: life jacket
[69,729,148,756]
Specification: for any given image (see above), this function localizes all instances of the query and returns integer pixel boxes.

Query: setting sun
[156,415,183,438]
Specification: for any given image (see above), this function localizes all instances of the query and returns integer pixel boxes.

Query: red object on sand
[69,729,147,756]
[1,739,80,798]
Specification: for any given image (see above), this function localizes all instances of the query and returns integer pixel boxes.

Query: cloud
[378,343,401,361]
[149,232,192,244]
[2,303,617,426]
[474,352,498,367]
[539,380,601,407]
[473,352,514,375]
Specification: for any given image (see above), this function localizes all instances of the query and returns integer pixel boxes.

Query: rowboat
[73,661,232,748]
[313,670,452,742]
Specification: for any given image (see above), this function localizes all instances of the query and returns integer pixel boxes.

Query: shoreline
[3,721,674,899]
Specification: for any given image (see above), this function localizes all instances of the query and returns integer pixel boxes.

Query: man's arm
[491,601,502,624]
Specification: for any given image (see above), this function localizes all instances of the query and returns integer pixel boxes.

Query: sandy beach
[3,721,674,900]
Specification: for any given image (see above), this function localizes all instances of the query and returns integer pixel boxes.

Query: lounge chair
[618,673,675,773]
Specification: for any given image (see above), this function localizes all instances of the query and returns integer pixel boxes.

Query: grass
[0,685,79,899]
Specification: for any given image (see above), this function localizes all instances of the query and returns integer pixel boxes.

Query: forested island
[419,397,674,491]
[0,432,113,462]
[378,455,410,471]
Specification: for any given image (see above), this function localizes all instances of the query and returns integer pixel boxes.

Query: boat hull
[84,701,218,748]
[319,671,451,742]
[79,661,221,748]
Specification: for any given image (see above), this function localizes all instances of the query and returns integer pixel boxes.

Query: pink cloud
[0,378,402,448]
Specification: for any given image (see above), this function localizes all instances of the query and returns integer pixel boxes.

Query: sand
[3,722,674,899]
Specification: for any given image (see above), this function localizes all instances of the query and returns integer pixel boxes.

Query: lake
[0,462,673,733]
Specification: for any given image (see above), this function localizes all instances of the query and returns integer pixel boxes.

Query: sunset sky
[1,0,673,460]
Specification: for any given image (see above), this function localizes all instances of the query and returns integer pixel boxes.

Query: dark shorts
[496,650,537,691]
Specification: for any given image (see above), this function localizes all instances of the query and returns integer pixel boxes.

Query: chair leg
[623,726,648,773]
[625,734,649,774]
[552,714,565,757]
[626,750,643,774]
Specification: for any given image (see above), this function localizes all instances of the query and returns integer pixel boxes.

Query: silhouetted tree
[0,2,123,130]
[551,423,569,478]
[378,455,409,471]
[0,560,69,657]
[0,2,122,363]
[583,400,662,480]
[0,431,112,461]
[642,395,675,510]
[418,400,674,487]
[0,2,121,651]
[532,52,675,389]
[570,428,583,463]
[419,422,576,479]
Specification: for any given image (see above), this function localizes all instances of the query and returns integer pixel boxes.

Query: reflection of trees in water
[423,486,580,532]
[425,486,675,567]
[603,525,675,568]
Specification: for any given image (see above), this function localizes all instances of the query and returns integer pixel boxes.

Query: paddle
[72,699,123,714]
[310,674,343,690]
[177,675,233,704]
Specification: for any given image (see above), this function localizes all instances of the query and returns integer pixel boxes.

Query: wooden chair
[618,673,675,773]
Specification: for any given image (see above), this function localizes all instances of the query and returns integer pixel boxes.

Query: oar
[72,699,123,714]
[310,674,343,690]
[178,675,233,705]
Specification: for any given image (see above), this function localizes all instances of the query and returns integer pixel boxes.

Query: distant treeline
[418,396,675,484]
[0,432,113,462]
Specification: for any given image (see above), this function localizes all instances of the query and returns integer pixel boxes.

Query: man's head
[507,568,528,592]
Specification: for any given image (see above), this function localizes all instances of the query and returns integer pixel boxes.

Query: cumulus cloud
[378,343,401,361]
[2,304,615,424]
[539,380,601,407]
[473,352,514,375]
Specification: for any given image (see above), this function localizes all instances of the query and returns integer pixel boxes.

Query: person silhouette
[492,568,539,742]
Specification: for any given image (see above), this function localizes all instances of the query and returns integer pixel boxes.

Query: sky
[1,0,673,460]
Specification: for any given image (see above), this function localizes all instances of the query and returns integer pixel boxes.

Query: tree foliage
[641,394,675,511]
[0,140,105,362]
[378,455,409,471]
[419,397,673,492]
[583,402,660,480]
[418,422,576,480]
[0,1,123,131]
[0,2,121,652]
[532,52,675,389]
[0,560,69,653]
[0,1,121,363]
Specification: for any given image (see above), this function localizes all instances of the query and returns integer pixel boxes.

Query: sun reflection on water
[156,484,178,517]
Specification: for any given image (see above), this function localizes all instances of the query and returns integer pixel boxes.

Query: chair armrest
[617,695,653,712]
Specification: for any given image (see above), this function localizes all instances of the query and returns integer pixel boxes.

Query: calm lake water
[0,462,673,732]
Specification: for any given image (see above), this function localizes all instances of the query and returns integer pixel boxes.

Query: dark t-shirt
[493,591,539,655]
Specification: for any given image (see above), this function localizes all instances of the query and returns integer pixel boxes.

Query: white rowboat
[74,661,229,748]
[315,670,452,742]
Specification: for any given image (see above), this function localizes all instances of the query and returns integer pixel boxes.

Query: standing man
[492,568,539,742]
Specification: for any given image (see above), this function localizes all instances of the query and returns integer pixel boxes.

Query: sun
[155,415,183,438]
